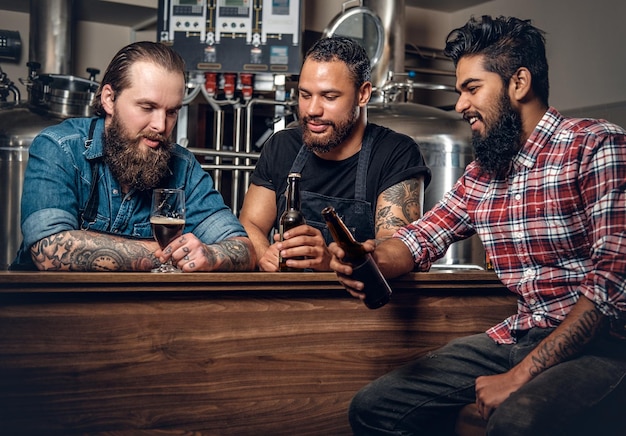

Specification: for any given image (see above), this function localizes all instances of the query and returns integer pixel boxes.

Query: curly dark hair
[92,41,185,117]
[303,36,371,90]
[444,15,549,106]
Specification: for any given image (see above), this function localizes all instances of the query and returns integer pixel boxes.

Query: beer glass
[150,188,185,273]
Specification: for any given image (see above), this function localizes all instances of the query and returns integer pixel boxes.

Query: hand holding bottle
[276,224,332,271]
[327,238,375,292]
[323,206,392,309]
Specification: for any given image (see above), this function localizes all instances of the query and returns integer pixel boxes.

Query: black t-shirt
[250,123,431,227]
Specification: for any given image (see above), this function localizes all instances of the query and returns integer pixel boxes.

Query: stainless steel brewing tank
[367,102,485,268]
[0,74,97,269]
[29,74,98,118]
[0,104,62,269]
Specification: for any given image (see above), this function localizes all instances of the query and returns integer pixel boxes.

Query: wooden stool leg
[454,403,487,436]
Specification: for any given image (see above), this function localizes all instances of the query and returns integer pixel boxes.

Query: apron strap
[354,124,374,213]
[81,118,100,225]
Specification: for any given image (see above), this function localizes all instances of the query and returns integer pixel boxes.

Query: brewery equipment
[0,67,98,270]
[0,0,99,269]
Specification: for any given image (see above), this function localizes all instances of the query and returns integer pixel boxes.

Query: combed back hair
[92,41,186,117]
[303,36,371,90]
[444,15,550,106]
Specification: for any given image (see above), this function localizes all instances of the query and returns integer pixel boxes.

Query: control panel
[166,0,208,42]
[214,0,253,44]
[158,0,302,75]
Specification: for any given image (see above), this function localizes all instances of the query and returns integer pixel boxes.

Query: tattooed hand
[156,234,256,272]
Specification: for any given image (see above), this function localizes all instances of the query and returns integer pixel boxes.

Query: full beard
[300,105,359,154]
[471,92,523,179]
[103,115,173,191]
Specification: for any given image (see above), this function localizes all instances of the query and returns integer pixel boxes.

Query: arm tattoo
[376,179,423,233]
[30,230,159,271]
[382,179,423,221]
[529,307,604,377]
[376,206,407,233]
[201,238,254,271]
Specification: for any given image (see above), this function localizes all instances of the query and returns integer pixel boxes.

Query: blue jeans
[349,329,626,435]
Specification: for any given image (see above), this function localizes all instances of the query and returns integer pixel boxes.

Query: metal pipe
[231,104,244,214]
[201,164,257,171]
[198,87,227,191]
[363,0,405,89]
[243,97,297,189]
[29,0,75,75]
[187,148,260,160]
[380,81,456,94]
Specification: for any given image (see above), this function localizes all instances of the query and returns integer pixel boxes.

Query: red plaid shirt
[395,107,626,344]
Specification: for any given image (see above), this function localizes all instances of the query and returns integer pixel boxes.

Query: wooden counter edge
[0,270,506,293]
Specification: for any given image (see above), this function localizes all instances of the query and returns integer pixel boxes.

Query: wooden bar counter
[0,270,515,435]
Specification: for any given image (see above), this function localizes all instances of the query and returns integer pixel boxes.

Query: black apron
[277,126,376,245]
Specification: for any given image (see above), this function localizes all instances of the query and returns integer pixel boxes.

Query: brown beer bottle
[321,206,392,309]
[279,173,306,272]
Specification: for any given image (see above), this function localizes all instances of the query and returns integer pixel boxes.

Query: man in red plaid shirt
[330,15,626,435]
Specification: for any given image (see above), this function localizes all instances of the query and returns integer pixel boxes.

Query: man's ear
[358,81,372,107]
[100,84,116,115]
[509,67,532,102]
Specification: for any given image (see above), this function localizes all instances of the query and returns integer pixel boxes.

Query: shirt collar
[512,107,563,171]
[83,117,106,162]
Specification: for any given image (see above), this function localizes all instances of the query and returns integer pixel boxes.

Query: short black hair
[444,15,549,106]
[303,36,371,90]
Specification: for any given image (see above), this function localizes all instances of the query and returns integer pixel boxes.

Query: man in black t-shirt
[239,36,430,272]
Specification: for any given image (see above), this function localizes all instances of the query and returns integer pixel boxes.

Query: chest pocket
[132,221,154,239]
[80,214,111,233]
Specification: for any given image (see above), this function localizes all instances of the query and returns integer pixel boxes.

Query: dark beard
[300,105,359,154]
[471,92,523,179]
[103,115,173,191]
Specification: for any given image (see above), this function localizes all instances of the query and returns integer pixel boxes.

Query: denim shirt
[13,117,246,269]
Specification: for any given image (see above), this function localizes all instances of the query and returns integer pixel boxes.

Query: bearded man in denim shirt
[12,41,255,272]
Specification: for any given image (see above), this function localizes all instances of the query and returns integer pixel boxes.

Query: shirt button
[113,189,119,195]
[529,298,537,305]
[516,232,524,240]
[533,314,543,322]
[524,268,534,277]
[515,194,522,201]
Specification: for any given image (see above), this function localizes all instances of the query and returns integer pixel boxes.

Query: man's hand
[257,243,281,272]
[474,296,606,420]
[328,239,377,301]
[276,224,332,271]
[474,366,527,420]
[156,232,205,271]
[157,234,255,272]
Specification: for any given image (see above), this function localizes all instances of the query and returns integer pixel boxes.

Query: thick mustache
[140,133,168,143]
[303,117,333,126]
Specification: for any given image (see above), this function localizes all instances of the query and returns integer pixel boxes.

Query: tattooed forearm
[529,307,604,377]
[201,237,255,271]
[30,230,159,271]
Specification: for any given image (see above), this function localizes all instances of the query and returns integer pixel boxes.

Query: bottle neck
[286,176,301,211]
[322,208,357,244]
